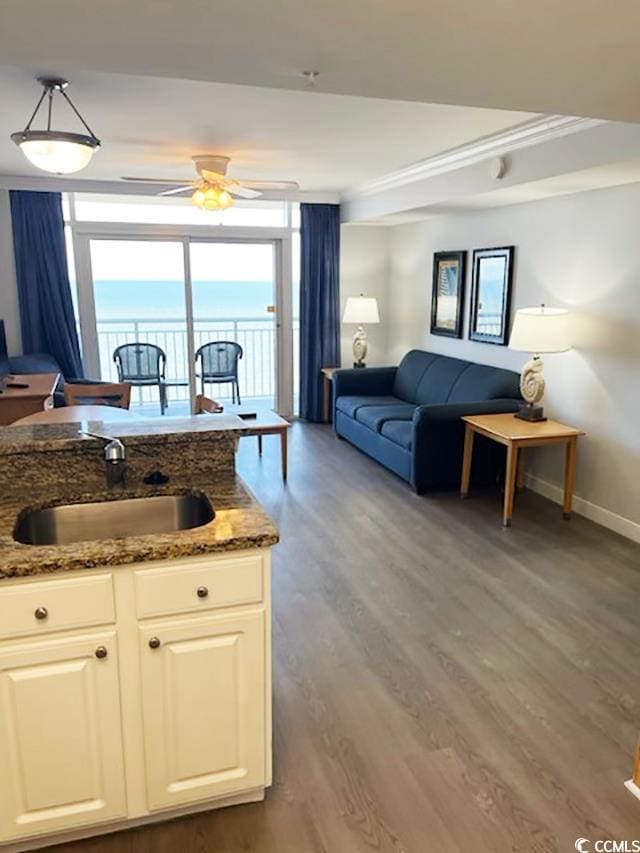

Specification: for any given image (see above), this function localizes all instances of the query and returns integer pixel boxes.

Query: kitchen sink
[14,493,215,546]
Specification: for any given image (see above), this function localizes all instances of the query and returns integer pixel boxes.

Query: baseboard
[624,779,640,802]
[525,473,640,544]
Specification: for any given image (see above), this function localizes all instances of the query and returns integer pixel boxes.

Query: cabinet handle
[197,586,209,598]
[148,637,161,649]
[95,646,108,659]
[34,606,48,620]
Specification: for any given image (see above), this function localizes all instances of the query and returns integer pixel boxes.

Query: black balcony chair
[195,341,243,404]
[113,343,168,414]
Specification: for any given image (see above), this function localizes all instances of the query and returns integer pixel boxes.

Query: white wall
[0,189,21,354]
[339,224,389,367]
[387,182,640,540]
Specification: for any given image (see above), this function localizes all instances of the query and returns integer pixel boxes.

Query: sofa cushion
[393,349,521,406]
[380,420,413,450]
[447,362,521,403]
[355,404,416,432]
[413,356,470,405]
[393,350,438,402]
[335,395,406,419]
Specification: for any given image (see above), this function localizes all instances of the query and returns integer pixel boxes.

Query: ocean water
[94,279,274,320]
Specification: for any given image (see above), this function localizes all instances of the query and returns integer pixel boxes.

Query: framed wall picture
[430,251,466,338]
[469,246,515,345]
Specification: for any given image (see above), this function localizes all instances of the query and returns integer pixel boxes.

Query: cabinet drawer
[0,573,115,640]
[134,554,263,619]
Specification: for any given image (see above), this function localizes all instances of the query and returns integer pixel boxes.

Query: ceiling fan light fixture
[192,182,234,211]
[11,78,100,175]
[218,190,233,209]
[191,188,206,207]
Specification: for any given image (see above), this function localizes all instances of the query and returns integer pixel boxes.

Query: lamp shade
[509,305,571,353]
[342,295,380,324]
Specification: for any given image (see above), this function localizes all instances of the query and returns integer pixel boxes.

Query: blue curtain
[10,191,84,378]
[299,203,341,421]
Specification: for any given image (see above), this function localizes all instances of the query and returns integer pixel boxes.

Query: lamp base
[515,402,547,422]
[352,326,368,368]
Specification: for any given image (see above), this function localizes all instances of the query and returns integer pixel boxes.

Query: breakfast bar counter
[0,415,279,579]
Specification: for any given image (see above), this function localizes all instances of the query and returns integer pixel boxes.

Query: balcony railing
[97,316,298,406]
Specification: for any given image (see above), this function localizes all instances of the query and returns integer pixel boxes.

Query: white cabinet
[139,610,266,810]
[0,631,127,842]
[0,549,271,849]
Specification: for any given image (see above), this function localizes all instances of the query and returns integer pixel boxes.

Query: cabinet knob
[197,586,209,599]
[34,606,48,620]
[95,646,108,659]
[148,637,161,649]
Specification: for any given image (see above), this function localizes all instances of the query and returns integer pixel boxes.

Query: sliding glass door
[190,242,277,411]
[80,236,284,415]
[88,239,190,412]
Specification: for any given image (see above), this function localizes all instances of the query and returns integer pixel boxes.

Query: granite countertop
[0,415,248,455]
[0,474,279,580]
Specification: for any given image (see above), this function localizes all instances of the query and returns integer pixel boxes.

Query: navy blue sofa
[333,349,522,493]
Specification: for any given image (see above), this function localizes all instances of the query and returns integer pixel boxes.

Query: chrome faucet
[79,431,126,489]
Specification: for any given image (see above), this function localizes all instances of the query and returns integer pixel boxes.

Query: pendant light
[11,77,101,175]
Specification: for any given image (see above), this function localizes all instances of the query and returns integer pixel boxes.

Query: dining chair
[113,343,167,414]
[194,394,224,414]
[195,341,243,404]
[64,382,132,409]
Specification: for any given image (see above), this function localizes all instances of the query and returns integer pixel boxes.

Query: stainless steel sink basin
[14,493,215,546]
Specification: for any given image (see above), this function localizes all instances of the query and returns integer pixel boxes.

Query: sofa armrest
[413,398,521,430]
[333,366,397,399]
[410,399,521,492]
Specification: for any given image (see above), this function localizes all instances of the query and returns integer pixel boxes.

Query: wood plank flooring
[52,422,640,853]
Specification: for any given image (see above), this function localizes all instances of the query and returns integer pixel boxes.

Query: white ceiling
[1,0,640,122]
[0,65,536,193]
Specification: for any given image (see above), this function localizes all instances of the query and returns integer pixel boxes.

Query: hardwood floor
[53,422,640,853]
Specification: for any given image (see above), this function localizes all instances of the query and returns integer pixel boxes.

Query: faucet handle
[78,430,126,461]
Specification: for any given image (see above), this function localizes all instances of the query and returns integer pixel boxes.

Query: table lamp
[342,294,380,368]
[509,304,571,422]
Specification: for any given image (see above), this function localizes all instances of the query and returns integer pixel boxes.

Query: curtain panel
[10,190,83,378]
[299,203,340,421]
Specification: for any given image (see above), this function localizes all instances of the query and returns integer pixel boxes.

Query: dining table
[10,405,139,427]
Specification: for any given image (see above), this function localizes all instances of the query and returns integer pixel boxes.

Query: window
[63,194,300,417]
[72,193,288,227]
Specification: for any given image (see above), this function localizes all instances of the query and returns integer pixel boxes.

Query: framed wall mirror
[469,246,514,345]
[430,251,466,338]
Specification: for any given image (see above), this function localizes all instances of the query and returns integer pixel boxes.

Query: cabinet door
[0,630,126,843]
[139,610,266,811]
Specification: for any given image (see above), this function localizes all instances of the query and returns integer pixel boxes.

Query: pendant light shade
[11,78,100,175]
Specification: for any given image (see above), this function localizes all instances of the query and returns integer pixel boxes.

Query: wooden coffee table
[460,413,585,527]
[225,409,291,481]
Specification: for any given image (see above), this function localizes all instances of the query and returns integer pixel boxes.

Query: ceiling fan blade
[158,185,194,196]
[120,176,194,184]
[227,184,263,199]
[238,180,300,191]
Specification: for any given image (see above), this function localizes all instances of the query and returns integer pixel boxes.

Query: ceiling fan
[121,155,299,210]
